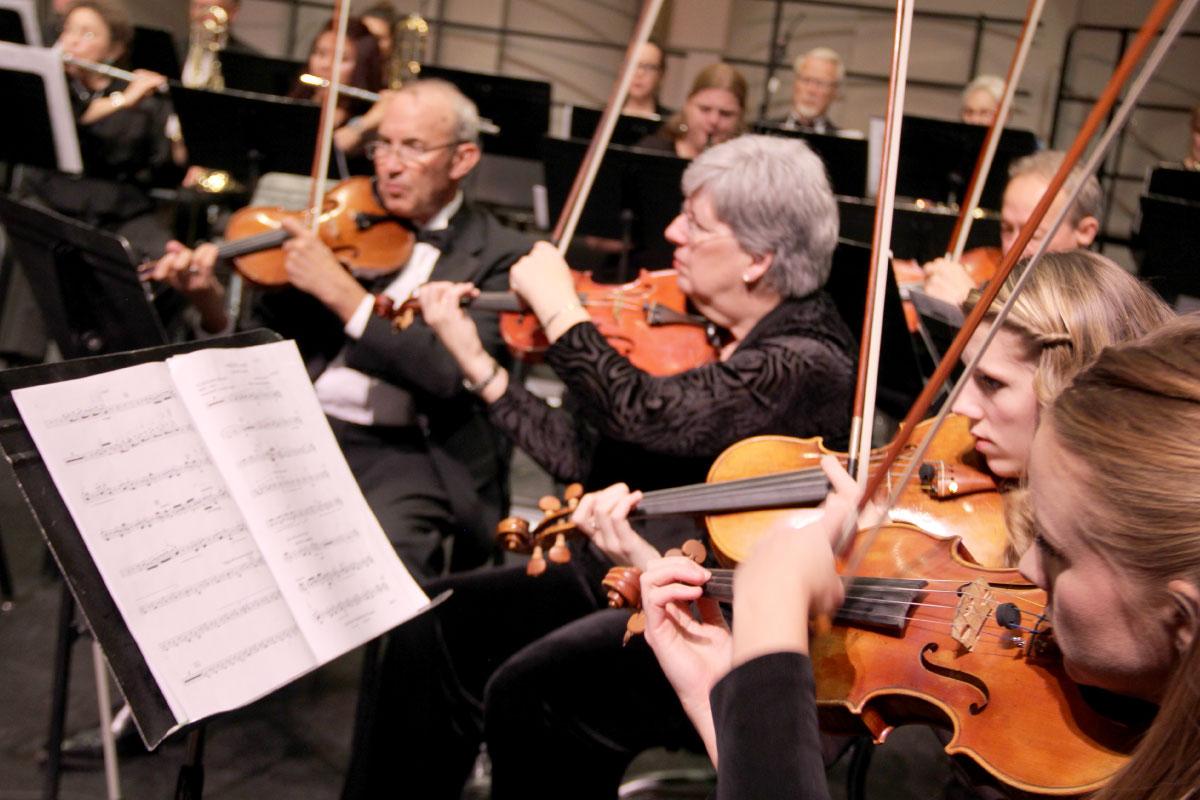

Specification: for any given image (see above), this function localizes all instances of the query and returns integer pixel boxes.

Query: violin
[604,527,1144,796]
[219,176,414,287]
[500,414,1007,575]
[383,268,721,377]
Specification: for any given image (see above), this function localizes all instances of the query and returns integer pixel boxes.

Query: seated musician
[638,312,1200,800]
[360,3,396,65]
[623,40,670,119]
[960,74,1005,126]
[923,150,1103,306]
[287,17,382,130]
[635,62,747,158]
[149,79,533,578]
[341,134,857,800]
[761,47,844,135]
[182,0,258,89]
[19,0,182,259]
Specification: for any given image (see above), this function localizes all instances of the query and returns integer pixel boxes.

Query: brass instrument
[386,12,429,88]
[182,5,237,193]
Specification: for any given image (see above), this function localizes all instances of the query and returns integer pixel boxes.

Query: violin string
[640,463,928,508]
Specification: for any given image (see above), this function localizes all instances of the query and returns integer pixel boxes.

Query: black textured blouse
[487,290,856,494]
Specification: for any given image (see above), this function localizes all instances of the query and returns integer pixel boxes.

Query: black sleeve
[544,322,846,459]
[485,379,597,484]
[711,652,830,800]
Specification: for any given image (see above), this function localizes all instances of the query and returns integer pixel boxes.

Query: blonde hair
[1048,314,1200,800]
[963,251,1174,561]
[661,62,747,142]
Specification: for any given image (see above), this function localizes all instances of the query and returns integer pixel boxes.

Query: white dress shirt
[315,192,464,427]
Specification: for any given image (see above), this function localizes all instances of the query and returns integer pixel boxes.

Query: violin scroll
[494,483,584,576]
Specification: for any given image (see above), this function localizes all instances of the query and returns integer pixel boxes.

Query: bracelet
[463,359,502,395]
[543,300,582,331]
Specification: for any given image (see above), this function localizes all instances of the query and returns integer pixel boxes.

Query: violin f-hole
[919,642,991,715]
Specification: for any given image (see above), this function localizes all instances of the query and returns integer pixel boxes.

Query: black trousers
[330,418,457,580]
[341,561,705,800]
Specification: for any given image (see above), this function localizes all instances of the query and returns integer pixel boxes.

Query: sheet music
[13,363,316,722]
[166,341,427,662]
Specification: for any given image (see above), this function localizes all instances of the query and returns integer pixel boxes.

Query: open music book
[12,340,428,732]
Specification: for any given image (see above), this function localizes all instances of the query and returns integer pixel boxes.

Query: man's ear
[448,142,481,182]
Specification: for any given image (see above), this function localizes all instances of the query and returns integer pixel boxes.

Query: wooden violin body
[222,176,414,287]
[500,269,719,376]
[814,524,1141,796]
[705,414,1007,567]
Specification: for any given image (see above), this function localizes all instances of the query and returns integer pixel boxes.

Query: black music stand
[0,330,283,800]
[0,43,81,173]
[541,136,687,280]
[220,50,303,97]
[0,196,166,359]
[891,115,1038,209]
[130,25,180,77]
[569,105,663,147]
[423,65,551,160]
[0,0,37,45]
[1145,164,1200,203]
[754,123,868,198]
[825,240,924,419]
[1135,194,1200,306]
[169,85,333,187]
[836,197,1001,264]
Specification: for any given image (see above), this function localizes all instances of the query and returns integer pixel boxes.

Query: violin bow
[945,0,1045,261]
[846,0,915,485]
[305,0,353,232]
[553,0,666,255]
[838,0,1197,569]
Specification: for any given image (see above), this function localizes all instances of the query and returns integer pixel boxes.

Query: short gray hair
[397,78,481,145]
[681,135,838,298]
[1008,150,1104,225]
[962,74,1005,105]
[793,46,845,83]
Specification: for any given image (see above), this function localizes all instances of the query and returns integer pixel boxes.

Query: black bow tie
[416,227,452,251]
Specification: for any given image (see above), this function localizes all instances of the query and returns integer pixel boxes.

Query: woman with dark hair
[636,62,747,159]
[289,17,382,129]
[20,0,182,257]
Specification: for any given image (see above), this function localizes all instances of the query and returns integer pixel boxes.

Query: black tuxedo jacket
[251,201,535,565]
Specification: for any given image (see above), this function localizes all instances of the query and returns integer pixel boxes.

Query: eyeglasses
[365,139,461,163]
[797,76,838,91]
[635,62,663,74]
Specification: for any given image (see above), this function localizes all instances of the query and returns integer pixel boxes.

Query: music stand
[169,85,332,186]
[754,123,868,198]
[541,136,686,279]
[423,65,550,160]
[0,0,37,45]
[881,115,1037,209]
[130,25,180,77]
[1146,163,1200,203]
[824,239,924,419]
[0,196,165,359]
[220,50,303,97]
[1135,193,1200,306]
[569,105,662,147]
[837,196,1001,264]
[0,42,81,173]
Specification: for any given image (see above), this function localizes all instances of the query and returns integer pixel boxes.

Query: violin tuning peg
[548,533,571,564]
[563,483,584,504]
[680,539,707,564]
[622,611,647,645]
[495,517,531,552]
[526,545,546,577]
[537,495,563,513]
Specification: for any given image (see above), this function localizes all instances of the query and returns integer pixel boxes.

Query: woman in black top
[342,135,856,800]
[634,62,748,159]
[22,0,181,257]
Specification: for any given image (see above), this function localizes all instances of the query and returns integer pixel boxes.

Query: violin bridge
[951,578,994,651]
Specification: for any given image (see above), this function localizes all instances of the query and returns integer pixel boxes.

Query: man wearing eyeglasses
[150,78,533,578]
[767,46,843,135]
